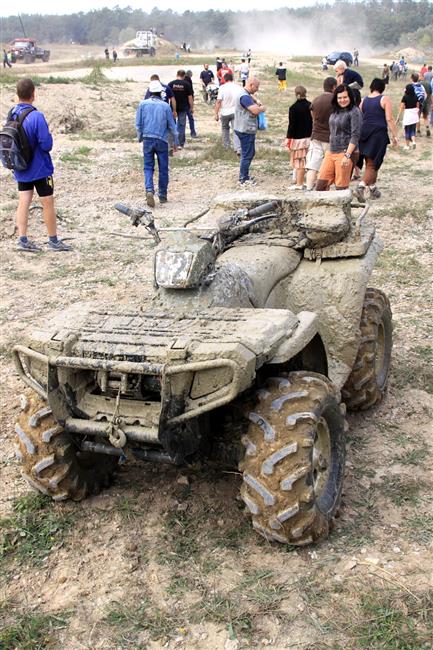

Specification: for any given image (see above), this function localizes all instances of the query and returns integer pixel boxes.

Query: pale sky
[1,1,327,18]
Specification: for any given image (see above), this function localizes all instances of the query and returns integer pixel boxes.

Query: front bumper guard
[13,345,242,435]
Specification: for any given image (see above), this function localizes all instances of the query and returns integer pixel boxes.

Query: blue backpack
[0,106,35,171]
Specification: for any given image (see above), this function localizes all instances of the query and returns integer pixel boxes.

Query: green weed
[105,598,184,642]
[60,145,92,164]
[404,513,433,544]
[0,606,69,650]
[81,65,111,85]
[0,493,73,567]
[348,588,433,649]
[157,510,200,565]
[380,475,428,506]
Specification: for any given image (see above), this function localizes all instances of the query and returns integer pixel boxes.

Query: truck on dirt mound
[123,30,156,57]
[9,38,50,64]
[13,190,392,546]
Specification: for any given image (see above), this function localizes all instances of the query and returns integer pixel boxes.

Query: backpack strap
[17,106,36,125]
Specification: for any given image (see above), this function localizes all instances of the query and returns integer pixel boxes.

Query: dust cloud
[230,11,374,57]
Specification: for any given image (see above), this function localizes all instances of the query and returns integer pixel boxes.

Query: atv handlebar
[247,201,279,218]
[115,202,161,243]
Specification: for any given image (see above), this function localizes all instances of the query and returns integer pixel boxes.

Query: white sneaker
[411,141,416,149]
[287,184,304,191]
[403,145,410,151]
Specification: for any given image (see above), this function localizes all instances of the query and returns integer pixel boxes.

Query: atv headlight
[155,250,194,288]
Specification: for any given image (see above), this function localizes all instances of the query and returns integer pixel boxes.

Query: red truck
[9,38,50,64]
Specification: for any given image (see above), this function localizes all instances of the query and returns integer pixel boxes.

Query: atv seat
[218,244,301,308]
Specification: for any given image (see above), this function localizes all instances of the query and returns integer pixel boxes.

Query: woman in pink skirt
[286,85,312,189]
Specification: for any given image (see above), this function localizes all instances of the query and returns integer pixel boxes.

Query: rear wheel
[240,371,347,545]
[342,288,392,410]
[15,394,118,501]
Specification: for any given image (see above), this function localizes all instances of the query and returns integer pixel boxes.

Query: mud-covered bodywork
[14,305,317,460]
[14,190,381,461]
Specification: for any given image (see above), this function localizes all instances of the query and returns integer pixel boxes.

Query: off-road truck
[8,38,50,64]
[13,190,392,545]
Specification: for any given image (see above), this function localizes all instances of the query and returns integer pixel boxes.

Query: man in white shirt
[215,73,242,154]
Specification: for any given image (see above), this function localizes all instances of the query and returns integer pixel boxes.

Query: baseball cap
[148,80,164,93]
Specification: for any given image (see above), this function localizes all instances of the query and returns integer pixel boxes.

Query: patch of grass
[404,513,433,544]
[60,146,92,164]
[212,520,252,551]
[0,493,73,567]
[301,575,433,649]
[157,510,200,565]
[0,606,69,650]
[170,141,241,168]
[346,587,433,649]
[379,475,428,506]
[418,149,431,160]
[393,436,430,466]
[43,76,73,84]
[106,564,293,644]
[91,276,116,287]
[78,124,136,142]
[117,496,139,521]
[166,572,194,596]
[290,56,322,64]
[105,598,184,642]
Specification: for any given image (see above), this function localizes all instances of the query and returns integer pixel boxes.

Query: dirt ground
[0,49,432,649]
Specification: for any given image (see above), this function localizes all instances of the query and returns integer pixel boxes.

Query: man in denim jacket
[136,80,179,207]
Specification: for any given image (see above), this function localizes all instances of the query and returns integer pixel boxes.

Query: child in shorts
[10,78,71,252]
[396,84,419,150]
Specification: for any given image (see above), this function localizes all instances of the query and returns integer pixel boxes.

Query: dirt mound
[395,46,426,61]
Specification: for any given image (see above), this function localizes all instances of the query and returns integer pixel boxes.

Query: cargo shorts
[305,139,330,172]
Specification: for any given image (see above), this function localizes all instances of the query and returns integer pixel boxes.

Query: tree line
[1,1,432,50]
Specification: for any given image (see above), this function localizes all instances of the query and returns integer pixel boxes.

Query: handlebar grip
[114,202,131,216]
[247,201,279,218]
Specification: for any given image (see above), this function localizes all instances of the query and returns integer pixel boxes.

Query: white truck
[123,31,157,57]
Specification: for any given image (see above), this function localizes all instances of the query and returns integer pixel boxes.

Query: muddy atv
[13,190,392,545]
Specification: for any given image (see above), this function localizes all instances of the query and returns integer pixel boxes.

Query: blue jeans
[235,130,256,182]
[176,111,187,146]
[186,108,197,136]
[143,138,169,198]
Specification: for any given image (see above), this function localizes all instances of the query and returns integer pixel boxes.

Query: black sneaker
[159,196,167,203]
[426,128,431,137]
[146,191,155,208]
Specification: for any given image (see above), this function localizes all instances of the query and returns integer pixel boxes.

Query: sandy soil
[0,50,432,649]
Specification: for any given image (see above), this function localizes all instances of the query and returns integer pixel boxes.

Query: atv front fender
[269,311,318,365]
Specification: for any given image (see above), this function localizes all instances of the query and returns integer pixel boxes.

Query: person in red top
[420,63,428,78]
[217,63,233,85]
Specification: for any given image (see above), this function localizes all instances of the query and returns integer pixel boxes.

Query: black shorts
[17,176,54,196]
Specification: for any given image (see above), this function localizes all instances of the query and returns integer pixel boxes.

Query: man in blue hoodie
[136,79,179,206]
[12,78,71,252]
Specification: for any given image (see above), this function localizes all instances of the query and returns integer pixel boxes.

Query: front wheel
[240,371,347,545]
[15,394,119,501]
[342,288,392,410]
